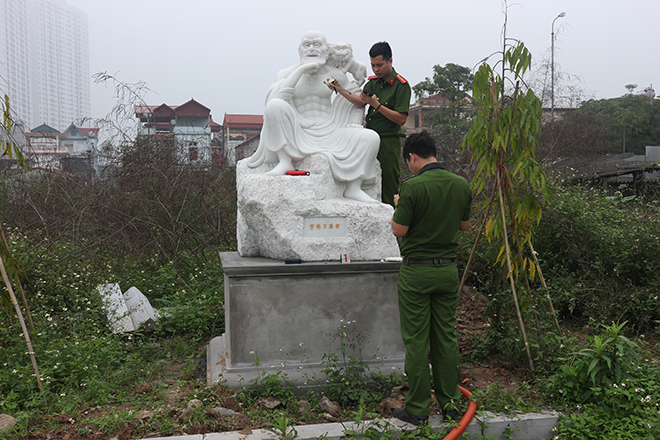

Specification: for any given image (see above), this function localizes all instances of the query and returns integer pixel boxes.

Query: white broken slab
[98,283,135,333]
[98,284,160,333]
[124,286,157,329]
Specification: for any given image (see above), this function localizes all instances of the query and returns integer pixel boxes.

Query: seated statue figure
[246,31,381,203]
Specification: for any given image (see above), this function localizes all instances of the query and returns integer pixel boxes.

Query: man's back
[391,131,472,425]
[393,167,471,259]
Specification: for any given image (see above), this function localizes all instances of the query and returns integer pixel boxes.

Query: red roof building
[404,93,472,131]
[221,114,263,166]
[135,99,216,164]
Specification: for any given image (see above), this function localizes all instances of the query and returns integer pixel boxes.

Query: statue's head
[298,31,328,65]
[327,42,353,69]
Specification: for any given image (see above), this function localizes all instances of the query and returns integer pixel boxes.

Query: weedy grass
[0,227,228,438]
[542,322,660,439]
[2,183,660,439]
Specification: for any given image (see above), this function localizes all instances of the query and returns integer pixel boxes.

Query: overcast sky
[66,0,659,122]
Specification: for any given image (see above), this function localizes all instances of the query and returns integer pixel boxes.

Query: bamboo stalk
[508,223,540,331]
[0,256,43,392]
[528,241,562,333]
[459,181,498,294]
[498,171,534,370]
[514,237,540,331]
[0,227,35,332]
[15,279,35,333]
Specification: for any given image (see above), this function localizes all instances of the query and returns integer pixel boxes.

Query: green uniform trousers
[397,262,462,416]
[377,137,402,207]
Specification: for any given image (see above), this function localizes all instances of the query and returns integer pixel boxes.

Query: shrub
[535,185,660,331]
[545,322,660,439]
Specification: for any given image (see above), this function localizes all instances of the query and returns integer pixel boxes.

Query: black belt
[402,257,455,265]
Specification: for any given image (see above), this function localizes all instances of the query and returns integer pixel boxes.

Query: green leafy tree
[461,9,558,369]
[576,94,660,154]
[413,63,474,118]
[410,63,474,179]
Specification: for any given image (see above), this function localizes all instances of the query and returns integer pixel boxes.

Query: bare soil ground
[456,288,530,393]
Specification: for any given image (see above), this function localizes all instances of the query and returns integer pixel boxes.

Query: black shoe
[393,407,429,426]
[442,408,462,421]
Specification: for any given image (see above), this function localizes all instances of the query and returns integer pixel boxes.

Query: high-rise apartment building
[0,0,90,130]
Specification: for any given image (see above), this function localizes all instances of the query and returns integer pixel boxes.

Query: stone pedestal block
[236,155,401,262]
[209,252,405,389]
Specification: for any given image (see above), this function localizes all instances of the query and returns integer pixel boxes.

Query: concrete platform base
[210,252,406,389]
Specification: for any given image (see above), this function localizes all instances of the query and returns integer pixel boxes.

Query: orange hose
[441,385,478,440]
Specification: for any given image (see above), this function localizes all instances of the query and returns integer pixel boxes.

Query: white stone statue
[246,31,380,203]
[327,42,368,86]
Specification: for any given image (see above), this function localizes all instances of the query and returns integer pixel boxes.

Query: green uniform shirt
[364,68,411,136]
[393,163,472,259]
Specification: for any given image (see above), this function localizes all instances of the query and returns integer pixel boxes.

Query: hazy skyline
[65,0,659,124]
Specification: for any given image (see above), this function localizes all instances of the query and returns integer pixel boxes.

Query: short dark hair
[403,131,438,161]
[369,41,392,60]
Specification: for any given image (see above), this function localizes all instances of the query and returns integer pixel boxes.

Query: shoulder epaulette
[367,75,377,80]
[396,75,408,84]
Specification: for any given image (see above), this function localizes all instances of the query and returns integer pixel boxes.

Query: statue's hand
[299,62,321,74]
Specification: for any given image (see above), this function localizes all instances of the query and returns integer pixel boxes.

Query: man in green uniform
[391,131,472,425]
[330,41,411,207]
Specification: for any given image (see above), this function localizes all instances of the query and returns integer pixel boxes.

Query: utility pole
[551,12,566,124]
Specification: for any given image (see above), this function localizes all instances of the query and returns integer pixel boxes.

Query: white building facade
[135,100,216,165]
[0,0,90,129]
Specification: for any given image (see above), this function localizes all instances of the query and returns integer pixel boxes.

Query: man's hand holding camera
[325,78,381,109]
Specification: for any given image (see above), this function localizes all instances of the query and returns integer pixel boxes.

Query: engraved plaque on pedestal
[303,217,347,238]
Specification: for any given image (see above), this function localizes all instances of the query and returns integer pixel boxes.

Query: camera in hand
[363,88,375,96]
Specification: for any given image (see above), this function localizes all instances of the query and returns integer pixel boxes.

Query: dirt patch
[456,287,530,392]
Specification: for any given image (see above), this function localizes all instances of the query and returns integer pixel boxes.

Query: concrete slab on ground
[140,410,560,440]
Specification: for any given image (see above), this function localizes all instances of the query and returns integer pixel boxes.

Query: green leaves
[557,322,642,403]
[413,62,474,123]
[462,41,548,281]
[265,414,299,440]
[576,94,660,154]
[1,94,27,171]
[413,63,473,102]
[548,322,660,438]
